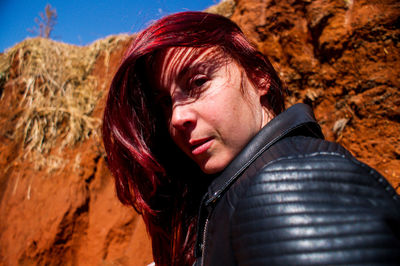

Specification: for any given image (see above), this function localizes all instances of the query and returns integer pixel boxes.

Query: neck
[261,107,273,128]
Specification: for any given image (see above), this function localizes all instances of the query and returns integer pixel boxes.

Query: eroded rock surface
[231,0,400,189]
[0,36,153,265]
[0,0,399,265]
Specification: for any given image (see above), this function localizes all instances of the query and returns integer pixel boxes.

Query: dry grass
[0,0,236,173]
[0,35,130,171]
[205,0,236,18]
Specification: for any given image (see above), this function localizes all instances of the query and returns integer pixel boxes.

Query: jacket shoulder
[230,136,400,265]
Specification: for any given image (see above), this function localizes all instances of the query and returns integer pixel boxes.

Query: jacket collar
[205,103,323,206]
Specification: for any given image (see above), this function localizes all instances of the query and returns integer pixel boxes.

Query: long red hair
[102,11,285,265]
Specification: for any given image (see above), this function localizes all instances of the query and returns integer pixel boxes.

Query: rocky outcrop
[0,36,153,265]
[231,0,400,189]
[0,0,399,265]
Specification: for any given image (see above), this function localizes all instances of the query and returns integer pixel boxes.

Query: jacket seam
[232,214,381,230]
[242,244,398,264]
[233,231,391,246]
[347,156,400,205]
[241,188,389,200]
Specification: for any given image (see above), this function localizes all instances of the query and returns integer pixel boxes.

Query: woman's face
[153,47,270,174]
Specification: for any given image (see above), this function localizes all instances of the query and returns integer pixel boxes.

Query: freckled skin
[155,47,271,174]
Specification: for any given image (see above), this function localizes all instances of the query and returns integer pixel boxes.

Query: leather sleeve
[230,153,400,265]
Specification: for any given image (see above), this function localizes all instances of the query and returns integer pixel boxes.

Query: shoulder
[229,136,400,264]
[235,136,400,223]
[249,136,397,199]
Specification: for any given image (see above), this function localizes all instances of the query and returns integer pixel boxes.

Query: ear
[257,76,271,96]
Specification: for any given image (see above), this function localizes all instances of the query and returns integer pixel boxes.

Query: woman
[103,12,400,265]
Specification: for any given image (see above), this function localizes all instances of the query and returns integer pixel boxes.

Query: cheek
[203,96,242,137]
[226,97,261,141]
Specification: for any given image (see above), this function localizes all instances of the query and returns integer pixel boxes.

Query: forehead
[156,46,218,73]
[152,46,228,89]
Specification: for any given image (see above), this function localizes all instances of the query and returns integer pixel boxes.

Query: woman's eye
[190,76,209,89]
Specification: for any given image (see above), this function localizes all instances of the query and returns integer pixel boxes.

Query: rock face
[0,0,399,265]
[0,37,153,265]
[231,0,400,189]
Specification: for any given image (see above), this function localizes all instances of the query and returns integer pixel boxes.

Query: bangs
[146,46,231,90]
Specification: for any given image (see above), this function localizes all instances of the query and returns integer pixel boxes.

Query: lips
[190,137,214,155]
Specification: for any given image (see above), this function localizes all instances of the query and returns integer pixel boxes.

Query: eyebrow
[177,63,206,81]
[174,48,219,81]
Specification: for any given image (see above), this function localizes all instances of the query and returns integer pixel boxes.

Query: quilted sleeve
[230,153,400,265]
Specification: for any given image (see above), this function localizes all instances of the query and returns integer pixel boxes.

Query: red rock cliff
[0,0,399,265]
[231,0,400,187]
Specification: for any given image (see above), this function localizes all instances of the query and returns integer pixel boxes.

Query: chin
[200,162,227,175]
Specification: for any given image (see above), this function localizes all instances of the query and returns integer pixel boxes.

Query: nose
[170,104,197,131]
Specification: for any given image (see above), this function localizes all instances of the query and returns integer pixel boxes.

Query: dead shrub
[0,35,130,172]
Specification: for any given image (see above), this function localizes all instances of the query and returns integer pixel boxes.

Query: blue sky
[0,0,219,52]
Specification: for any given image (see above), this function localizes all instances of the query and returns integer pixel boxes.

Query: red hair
[102,11,285,265]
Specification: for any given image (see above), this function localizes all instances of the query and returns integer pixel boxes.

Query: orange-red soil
[0,0,399,265]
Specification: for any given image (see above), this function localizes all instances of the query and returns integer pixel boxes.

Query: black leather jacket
[194,103,400,265]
